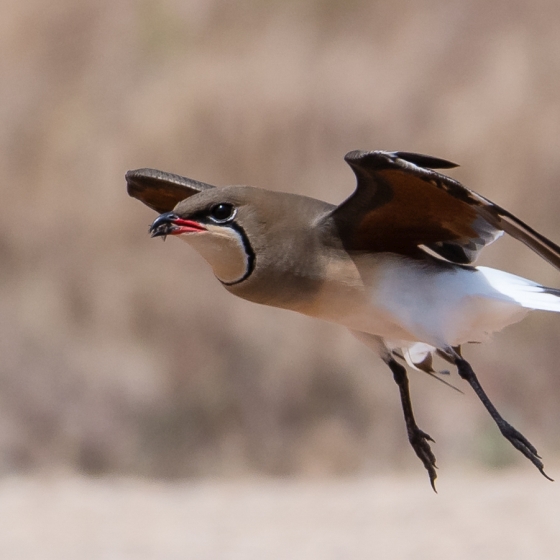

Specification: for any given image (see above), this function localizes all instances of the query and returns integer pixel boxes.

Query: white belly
[300,253,534,348]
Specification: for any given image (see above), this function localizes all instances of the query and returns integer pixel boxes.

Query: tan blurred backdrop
[2,0,560,481]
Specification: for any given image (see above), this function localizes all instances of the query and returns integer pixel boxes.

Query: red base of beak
[170,218,207,234]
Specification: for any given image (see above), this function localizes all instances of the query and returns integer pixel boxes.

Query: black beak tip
[149,227,165,239]
[149,212,178,238]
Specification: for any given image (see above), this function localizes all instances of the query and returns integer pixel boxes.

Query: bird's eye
[209,203,236,223]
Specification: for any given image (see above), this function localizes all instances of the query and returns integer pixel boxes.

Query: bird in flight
[127,150,560,490]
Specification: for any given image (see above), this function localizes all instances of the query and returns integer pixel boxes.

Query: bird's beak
[149,212,207,239]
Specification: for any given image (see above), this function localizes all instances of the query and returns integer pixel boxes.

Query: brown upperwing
[126,168,215,213]
[329,150,560,268]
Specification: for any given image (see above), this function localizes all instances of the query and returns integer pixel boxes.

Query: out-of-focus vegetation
[2,0,560,478]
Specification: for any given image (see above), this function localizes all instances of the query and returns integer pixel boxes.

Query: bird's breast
[292,252,417,340]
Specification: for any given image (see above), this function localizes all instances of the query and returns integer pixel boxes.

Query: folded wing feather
[331,150,560,268]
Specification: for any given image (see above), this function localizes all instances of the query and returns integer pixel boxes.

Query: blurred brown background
[2,0,560,483]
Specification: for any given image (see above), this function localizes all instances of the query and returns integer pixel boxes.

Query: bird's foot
[499,422,553,481]
[408,427,438,491]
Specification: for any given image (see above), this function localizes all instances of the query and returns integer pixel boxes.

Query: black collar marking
[219,222,256,286]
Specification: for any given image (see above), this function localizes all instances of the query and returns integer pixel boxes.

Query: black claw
[409,428,438,491]
[430,476,437,493]
[541,470,554,482]
[498,423,553,481]
[418,429,436,444]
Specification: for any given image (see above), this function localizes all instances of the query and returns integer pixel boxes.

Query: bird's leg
[385,357,438,491]
[448,349,553,481]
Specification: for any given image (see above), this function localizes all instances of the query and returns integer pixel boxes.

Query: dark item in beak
[149,212,207,239]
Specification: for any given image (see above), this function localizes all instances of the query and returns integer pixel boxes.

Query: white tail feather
[477,267,560,312]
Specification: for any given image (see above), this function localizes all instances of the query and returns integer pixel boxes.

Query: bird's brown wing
[329,150,560,267]
[126,168,215,213]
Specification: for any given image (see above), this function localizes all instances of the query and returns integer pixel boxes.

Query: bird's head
[127,168,334,297]
[148,186,264,286]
